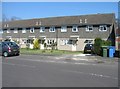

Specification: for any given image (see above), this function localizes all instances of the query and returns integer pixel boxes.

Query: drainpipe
[19,28,21,48]
[56,27,58,50]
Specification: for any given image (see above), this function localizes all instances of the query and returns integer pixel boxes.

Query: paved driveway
[2,54,118,87]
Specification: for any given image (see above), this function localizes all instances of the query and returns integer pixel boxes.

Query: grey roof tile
[2,13,115,29]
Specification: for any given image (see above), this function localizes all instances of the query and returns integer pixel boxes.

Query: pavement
[54,53,119,64]
[1,54,118,87]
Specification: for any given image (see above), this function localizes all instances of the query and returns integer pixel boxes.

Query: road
[2,54,118,87]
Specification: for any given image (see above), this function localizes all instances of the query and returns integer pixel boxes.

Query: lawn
[20,48,83,55]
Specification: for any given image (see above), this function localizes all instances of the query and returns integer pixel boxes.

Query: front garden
[20,48,82,55]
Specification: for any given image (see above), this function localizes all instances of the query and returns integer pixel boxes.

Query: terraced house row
[0,13,119,51]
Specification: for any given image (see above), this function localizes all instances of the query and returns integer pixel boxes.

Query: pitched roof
[2,13,115,29]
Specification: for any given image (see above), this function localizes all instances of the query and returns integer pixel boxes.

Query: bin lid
[101,46,109,48]
[108,46,115,49]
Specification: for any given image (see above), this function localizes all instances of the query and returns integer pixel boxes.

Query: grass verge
[20,48,83,55]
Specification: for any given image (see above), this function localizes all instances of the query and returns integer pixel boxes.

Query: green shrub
[102,40,112,46]
[93,38,112,55]
[33,38,40,49]
[93,38,102,55]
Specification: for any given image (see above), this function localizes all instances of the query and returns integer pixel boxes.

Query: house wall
[2,25,111,39]
[57,38,72,51]
[57,25,111,39]
[1,25,113,51]
[76,39,91,51]
[1,13,116,52]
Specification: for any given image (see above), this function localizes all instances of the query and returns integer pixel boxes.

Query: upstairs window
[49,27,55,32]
[22,28,26,33]
[40,27,45,32]
[61,26,67,32]
[79,19,82,23]
[30,28,34,33]
[14,29,18,33]
[85,19,87,23]
[4,24,9,27]
[99,25,107,31]
[36,22,39,25]
[86,25,93,31]
[36,21,41,25]
[72,26,78,32]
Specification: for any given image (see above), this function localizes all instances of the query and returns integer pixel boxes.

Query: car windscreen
[85,44,93,47]
[6,42,18,47]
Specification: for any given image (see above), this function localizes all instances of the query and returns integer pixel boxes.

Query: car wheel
[3,52,8,57]
[16,53,20,56]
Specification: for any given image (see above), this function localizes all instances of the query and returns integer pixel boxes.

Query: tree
[102,40,112,46]
[33,38,40,49]
[10,16,21,21]
[93,38,112,55]
[93,38,102,55]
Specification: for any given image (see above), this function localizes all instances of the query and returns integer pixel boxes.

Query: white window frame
[47,40,52,45]
[22,28,26,33]
[86,25,93,31]
[14,29,18,33]
[36,22,39,25]
[79,19,82,23]
[4,24,9,28]
[6,29,10,33]
[72,26,78,32]
[85,19,87,23]
[30,28,34,33]
[61,40,68,45]
[49,27,55,32]
[61,26,67,32]
[99,25,107,31]
[36,21,41,25]
[40,27,45,32]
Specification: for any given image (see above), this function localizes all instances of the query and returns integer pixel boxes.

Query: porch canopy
[69,35,79,40]
[69,36,79,45]
[39,36,46,40]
